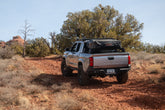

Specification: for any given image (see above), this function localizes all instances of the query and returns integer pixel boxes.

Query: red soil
[26,55,165,110]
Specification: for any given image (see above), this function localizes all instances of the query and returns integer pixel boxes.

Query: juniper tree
[60,4,143,50]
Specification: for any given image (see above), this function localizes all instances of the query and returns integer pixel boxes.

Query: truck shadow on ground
[31,73,118,89]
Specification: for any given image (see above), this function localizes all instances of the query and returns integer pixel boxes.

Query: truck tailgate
[93,53,129,68]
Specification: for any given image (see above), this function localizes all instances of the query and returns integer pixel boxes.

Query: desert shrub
[78,91,95,102]
[146,65,161,74]
[161,66,165,69]
[51,82,72,93]
[130,52,150,61]
[56,93,82,110]
[25,84,45,94]
[0,71,28,89]
[0,47,15,59]
[0,55,40,89]
[18,96,31,109]
[0,87,19,106]
[0,52,47,109]
[54,48,63,55]
[155,58,164,64]
[11,43,24,55]
[26,38,50,57]
[130,52,165,62]
[0,87,32,108]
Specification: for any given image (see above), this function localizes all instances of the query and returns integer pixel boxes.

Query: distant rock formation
[0,36,24,48]
[0,41,6,48]
[6,36,24,46]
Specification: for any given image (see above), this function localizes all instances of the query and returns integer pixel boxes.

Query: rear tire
[78,65,89,86]
[61,59,73,76]
[116,71,128,84]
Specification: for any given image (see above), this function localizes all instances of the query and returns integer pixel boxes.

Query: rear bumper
[87,66,131,76]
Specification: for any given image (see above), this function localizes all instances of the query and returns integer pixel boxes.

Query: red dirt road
[26,55,165,110]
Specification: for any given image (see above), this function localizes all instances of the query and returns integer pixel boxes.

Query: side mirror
[65,48,70,51]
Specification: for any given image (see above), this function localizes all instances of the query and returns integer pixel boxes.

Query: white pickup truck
[61,39,131,85]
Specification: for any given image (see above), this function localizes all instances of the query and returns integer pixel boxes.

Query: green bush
[26,38,50,57]
[11,43,24,55]
[0,47,15,59]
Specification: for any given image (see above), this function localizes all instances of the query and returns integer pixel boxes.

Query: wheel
[78,65,89,86]
[61,59,73,76]
[116,71,128,84]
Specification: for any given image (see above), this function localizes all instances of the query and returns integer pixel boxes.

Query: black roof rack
[77,38,116,41]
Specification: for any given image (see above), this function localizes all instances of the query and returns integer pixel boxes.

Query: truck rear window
[83,41,124,54]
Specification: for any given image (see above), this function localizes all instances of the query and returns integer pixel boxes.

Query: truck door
[68,43,77,67]
[72,43,82,68]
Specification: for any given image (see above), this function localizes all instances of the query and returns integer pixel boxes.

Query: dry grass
[161,66,165,69]
[145,72,165,84]
[130,52,165,63]
[52,83,82,110]
[146,64,162,74]
[13,103,47,110]
[56,93,82,110]
[25,84,45,94]
[0,70,39,89]
[130,52,165,84]
[0,55,43,109]
[18,96,31,109]
[0,47,15,59]
[0,87,20,106]
[0,55,76,109]
[78,91,95,102]
[0,56,41,87]
[145,76,159,84]
[51,82,72,93]
[130,52,152,61]
[29,104,46,110]
[0,87,18,105]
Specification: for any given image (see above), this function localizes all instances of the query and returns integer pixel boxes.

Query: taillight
[128,55,131,65]
[89,57,93,67]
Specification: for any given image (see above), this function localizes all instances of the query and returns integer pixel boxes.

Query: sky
[0,0,165,45]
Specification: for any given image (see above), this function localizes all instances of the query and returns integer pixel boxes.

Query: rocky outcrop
[6,36,24,46]
[0,36,24,48]
[0,41,6,48]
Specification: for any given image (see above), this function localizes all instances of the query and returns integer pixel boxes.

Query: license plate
[106,69,115,75]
